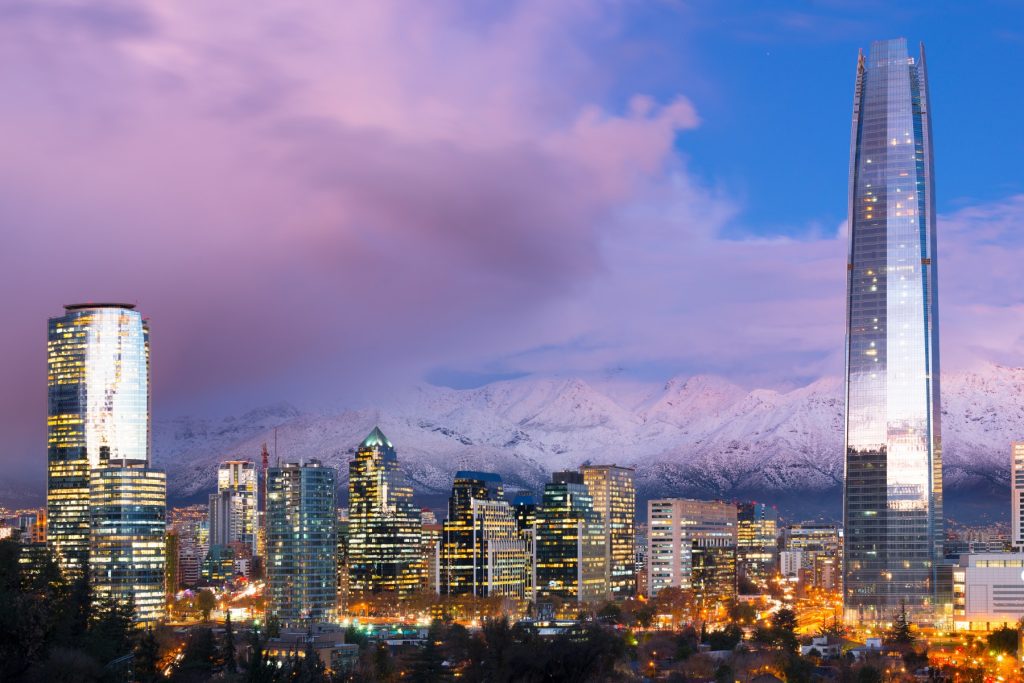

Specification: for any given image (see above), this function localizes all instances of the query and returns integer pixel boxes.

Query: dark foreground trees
[0,539,138,682]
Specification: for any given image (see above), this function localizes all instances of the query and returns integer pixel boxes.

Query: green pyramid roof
[360,426,393,449]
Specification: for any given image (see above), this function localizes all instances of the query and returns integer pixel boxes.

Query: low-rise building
[951,553,1024,631]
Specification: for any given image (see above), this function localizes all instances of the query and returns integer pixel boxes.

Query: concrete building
[581,465,636,598]
[952,553,1024,631]
[647,499,737,602]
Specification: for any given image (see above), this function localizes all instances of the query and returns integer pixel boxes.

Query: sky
[2,0,1024,484]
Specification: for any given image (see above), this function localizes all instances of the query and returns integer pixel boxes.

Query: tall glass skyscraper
[347,427,423,597]
[843,38,942,625]
[47,303,151,577]
[266,460,338,625]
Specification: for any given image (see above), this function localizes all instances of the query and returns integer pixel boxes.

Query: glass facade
[534,471,608,604]
[89,467,167,625]
[843,38,942,625]
[47,303,150,578]
[736,502,778,585]
[266,460,338,625]
[441,471,527,599]
[346,427,423,598]
[581,465,636,598]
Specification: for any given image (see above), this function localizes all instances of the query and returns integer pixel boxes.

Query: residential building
[267,460,338,625]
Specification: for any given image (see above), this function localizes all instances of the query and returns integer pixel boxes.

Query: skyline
[4,2,1024,488]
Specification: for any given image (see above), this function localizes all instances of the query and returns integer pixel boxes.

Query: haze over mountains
[150,362,1021,522]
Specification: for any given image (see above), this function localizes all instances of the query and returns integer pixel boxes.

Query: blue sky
[3,1,1024,481]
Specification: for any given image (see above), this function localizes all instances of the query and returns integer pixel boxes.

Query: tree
[857,664,883,683]
[223,610,238,673]
[84,594,134,665]
[987,625,1019,655]
[135,627,162,683]
[297,631,327,683]
[886,601,914,646]
[707,624,743,651]
[197,589,217,622]
[409,622,450,683]
[173,627,217,682]
[266,613,281,638]
[771,608,798,652]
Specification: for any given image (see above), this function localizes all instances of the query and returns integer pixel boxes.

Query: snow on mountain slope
[153,363,1021,505]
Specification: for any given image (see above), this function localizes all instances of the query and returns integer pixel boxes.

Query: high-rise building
[47,303,151,578]
[647,499,737,600]
[843,37,942,624]
[266,460,338,625]
[581,465,636,599]
[513,495,537,600]
[420,509,442,596]
[1012,443,1024,551]
[89,467,167,625]
[210,460,258,557]
[784,523,843,588]
[736,503,778,585]
[534,471,607,604]
[347,427,422,598]
[440,472,527,599]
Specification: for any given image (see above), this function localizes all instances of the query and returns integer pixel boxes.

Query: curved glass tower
[47,303,151,577]
[843,38,942,625]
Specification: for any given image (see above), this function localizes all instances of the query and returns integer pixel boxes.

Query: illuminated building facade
[267,460,338,625]
[736,503,778,584]
[647,498,737,598]
[692,536,737,614]
[513,495,537,599]
[783,523,843,588]
[843,38,942,624]
[89,467,167,625]
[1013,443,1024,551]
[347,427,422,598]
[47,303,150,578]
[441,472,527,598]
[581,465,636,598]
[210,460,258,557]
[534,471,607,604]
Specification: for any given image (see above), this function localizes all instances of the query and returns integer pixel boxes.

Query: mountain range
[153,362,1023,522]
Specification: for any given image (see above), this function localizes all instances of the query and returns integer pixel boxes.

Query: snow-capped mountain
[153,362,1023,518]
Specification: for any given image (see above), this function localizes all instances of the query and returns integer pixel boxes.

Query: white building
[952,553,1024,631]
[647,498,736,596]
[780,550,804,579]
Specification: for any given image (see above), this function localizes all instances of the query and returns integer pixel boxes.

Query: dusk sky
[3,1,1024,484]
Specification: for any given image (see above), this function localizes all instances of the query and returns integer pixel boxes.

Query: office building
[441,471,527,599]
[951,554,1024,631]
[843,38,943,624]
[647,499,737,599]
[267,460,338,625]
[47,303,151,578]
[1013,443,1024,551]
[89,467,167,625]
[534,471,607,604]
[736,503,778,585]
[347,427,422,597]
[783,523,843,588]
[581,465,636,598]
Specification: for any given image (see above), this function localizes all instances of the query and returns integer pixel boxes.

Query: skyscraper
[581,465,636,599]
[647,498,736,599]
[534,471,607,604]
[736,502,778,586]
[89,467,167,625]
[440,471,527,599]
[209,460,258,557]
[347,427,422,598]
[266,460,338,625]
[47,303,150,577]
[843,38,942,624]
[1012,443,1024,551]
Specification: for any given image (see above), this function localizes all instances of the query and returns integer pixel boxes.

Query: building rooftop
[360,426,393,449]
[64,302,136,311]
